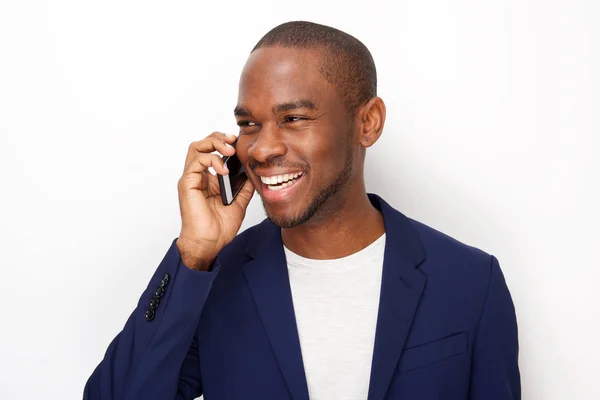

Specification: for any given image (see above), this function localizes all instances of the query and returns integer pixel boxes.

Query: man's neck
[281,191,385,260]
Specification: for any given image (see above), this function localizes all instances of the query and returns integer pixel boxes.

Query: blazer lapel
[242,220,310,400]
[367,195,428,400]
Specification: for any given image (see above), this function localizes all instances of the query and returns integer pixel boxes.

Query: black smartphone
[217,143,248,205]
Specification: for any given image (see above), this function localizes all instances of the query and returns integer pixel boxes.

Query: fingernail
[225,143,233,149]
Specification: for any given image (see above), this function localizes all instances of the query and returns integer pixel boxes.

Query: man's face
[235,46,358,228]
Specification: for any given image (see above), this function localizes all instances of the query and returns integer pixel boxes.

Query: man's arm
[83,240,219,400]
[84,132,254,399]
[469,256,521,399]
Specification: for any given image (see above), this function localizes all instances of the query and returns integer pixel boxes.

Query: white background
[0,0,598,399]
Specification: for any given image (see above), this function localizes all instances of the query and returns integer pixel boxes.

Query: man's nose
[247,122,287,164]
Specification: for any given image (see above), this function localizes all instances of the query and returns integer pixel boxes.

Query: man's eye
[237,121,256,127]
[284,116,306,123]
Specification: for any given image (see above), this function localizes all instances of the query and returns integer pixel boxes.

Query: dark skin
[235,46,386,259]
[175,46,387,269]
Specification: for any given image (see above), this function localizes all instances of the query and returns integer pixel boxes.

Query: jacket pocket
[397,332,468,373]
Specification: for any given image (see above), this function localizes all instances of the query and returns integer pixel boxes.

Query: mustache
[248,158,307,172]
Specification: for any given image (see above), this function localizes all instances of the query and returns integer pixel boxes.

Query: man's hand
[176,132,254,271]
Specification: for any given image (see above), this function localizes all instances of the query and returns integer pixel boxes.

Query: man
[84,21,520,400]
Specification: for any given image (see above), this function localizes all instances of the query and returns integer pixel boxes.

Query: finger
[188,134,238,157]
[178,169,207,193]
[207,173,222,194]
[209,131,238,144]
[180,170,217,199]
[203,173,222,197]
[198,172,210,191]
[183,135,237,172]
[232,179,255,209]
[184,153,230,176]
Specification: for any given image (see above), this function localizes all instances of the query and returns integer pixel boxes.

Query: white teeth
[260,172,303,186]
[268,183,286,191]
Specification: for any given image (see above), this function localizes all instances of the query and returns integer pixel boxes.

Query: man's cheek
[235,142,250,165]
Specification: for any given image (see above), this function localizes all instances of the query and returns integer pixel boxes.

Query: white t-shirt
[284,233,386,400]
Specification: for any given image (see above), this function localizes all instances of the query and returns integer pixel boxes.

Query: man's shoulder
[409,218,490,260]
[373,193,493,272]
[406,217,494,279]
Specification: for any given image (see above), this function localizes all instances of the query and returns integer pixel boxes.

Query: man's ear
[358,97,386,148]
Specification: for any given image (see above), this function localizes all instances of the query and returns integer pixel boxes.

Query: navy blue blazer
[84,194,520,399]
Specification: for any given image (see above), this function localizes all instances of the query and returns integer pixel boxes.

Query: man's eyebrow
[234,100,318,117]
[233,106,252,117]
[273,100,317,114]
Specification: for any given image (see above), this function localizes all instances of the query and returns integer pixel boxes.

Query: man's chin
[265,210,302,229]
[263,203,309,229]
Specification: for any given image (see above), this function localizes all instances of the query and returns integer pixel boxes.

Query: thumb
[232,179,255,209]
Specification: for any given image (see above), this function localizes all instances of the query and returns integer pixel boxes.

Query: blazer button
[145,308,155,321]
[149,297,160,310]
[155,286,165,298]
[161,274,170,287]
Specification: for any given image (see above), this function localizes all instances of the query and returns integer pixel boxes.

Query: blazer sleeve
[469,256,521,399]
[83,240,220,400]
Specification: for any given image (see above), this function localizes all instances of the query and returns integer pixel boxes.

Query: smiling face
[235,46,361,228]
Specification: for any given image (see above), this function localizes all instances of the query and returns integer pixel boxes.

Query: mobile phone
[217,143,248,205]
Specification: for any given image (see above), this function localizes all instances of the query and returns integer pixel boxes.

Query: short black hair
[252,21,377,113]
